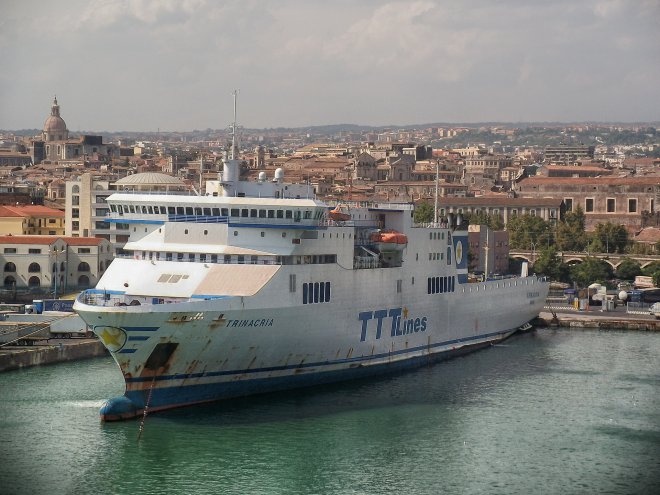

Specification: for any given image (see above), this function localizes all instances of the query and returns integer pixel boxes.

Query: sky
[1,0,659,132]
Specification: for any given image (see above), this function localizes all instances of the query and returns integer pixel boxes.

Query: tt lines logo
[358,307,427,342]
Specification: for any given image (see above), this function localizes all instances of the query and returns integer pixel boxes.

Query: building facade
[0,235,113,293]
[515,176,659,231]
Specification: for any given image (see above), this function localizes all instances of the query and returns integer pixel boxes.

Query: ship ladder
[137,375,157,441]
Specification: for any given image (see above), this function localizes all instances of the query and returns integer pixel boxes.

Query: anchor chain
[137,376,157,441]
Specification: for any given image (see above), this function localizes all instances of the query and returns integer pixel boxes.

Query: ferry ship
[74,109,549,421]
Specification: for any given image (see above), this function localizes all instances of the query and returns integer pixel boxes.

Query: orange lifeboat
[328,204,351,222]
[369,229,408,252]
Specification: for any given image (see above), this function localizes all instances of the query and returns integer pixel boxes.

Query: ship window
[289,274,296,292]
[282,232,286,238]
[261,232,265,237]
[186,207,193,215]
[412,277,415,285]
[194,207,202,215]
[242,209,249,217]
[221,208,229,216]
[188,253,195,261]
[184,229,188,234]
[211,254,217,263]
[166,253,172,261]
[204,230,208,235]
[200,254,206,262]
[158,274,170,283]
[177,253,184,261]
[168,207,175,214]
[251,256,258,264]
[110,204,117,213]
[148,206,154,214]
[224,255,231,263]
[259,209,266,218]
[396,280,402,293]
[212,208,220,216]
[233,231,238,236]
[203,208,211,216]
[237,255,245,264]
[447,247,451,264]
[142,205,148,214]
[268,210,275,218]
[304,210,312,220]
[277,210,284,219]
[286,210,292,219]
[302,283,308,304]
[177,207,184,215]
[231,209,239,217]
[128,205,135,213]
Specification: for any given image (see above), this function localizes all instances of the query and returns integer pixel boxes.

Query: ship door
[378,214,386,229]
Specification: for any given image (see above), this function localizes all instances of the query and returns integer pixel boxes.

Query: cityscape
[1,1,659,494]
[0,95,658,296]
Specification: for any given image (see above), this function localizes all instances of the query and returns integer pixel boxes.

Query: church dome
[44,115,67,133]
[43,96,68,136]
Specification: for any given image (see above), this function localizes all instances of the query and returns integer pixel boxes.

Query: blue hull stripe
[118,349,137,354]
[127,336,150,341]
[121,340,496,411]
[123,326,160,332]
[125,328,513,383]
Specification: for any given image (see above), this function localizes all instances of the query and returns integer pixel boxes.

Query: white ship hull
[75,257,547,420]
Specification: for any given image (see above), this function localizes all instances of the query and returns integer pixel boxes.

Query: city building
[468,225,509,276]
[543,144,595,165]
[436,197,563,226]
[514,176,659,231]
[28,97,118,164]
[0,205,65,235]
[0,235,113,293]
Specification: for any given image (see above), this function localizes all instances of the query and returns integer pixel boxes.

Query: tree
[464,211,504,230]
[414,201,434,223]
[615,258,642,281]
[642,261,660,277]
[569,257,613,287]
[532,246,568,282]
[591,222,629,254]
[555,206,588,252]
[506,214,553,250]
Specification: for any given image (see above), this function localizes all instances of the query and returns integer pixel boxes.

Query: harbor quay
[0,338,106,372]
[537,303,660,331]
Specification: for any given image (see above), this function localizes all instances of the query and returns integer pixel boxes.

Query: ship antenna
[433,158,439,225]
[231,89,239,160]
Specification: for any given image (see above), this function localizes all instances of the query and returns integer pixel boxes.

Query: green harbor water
[1,328,659,495]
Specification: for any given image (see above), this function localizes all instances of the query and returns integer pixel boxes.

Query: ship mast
[231,89,238,160]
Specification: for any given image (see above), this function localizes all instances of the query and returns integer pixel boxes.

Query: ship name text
[358,307,427,342]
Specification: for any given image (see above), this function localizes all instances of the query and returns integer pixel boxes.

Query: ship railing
[353,256,380,269]
[412,221,449,229]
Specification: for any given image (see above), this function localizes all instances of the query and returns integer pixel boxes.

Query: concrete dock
[537,305,659,331]
[0,338,108,372]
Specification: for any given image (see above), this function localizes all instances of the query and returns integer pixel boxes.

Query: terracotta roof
[634,227,660,243]
[437,197,562,207]
[520,176,660,186]
[0,235,104,246]
[0,205,64,217]
[0,235,59,245]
